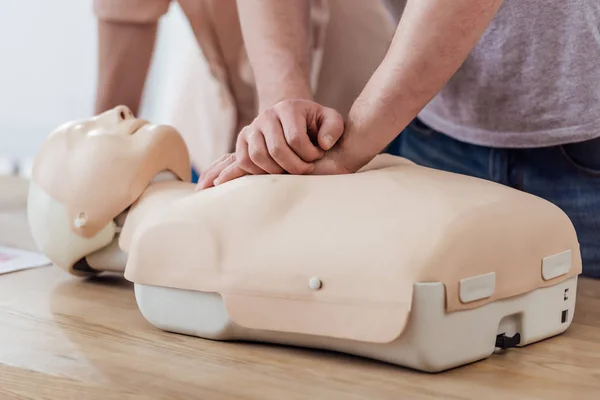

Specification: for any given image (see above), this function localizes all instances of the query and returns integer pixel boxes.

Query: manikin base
[133,276,577,373]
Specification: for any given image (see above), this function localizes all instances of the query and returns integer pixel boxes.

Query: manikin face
[66,105,147,138]
[31,106,192,238]
[46,105,182,144]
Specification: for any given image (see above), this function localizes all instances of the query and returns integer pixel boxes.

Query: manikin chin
[27,106,582,373]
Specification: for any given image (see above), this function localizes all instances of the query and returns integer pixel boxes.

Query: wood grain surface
[0,176,599,400]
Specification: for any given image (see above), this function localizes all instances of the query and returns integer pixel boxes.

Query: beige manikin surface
[31,106,191,239]
[27,106,581,345]
[123,154,581,344]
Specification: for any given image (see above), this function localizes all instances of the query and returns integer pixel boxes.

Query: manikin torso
[27,106,580,307]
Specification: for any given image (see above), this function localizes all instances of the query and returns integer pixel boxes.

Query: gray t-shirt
[416,0,600,148]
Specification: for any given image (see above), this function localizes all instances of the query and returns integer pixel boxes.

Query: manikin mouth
[127,119,149,135]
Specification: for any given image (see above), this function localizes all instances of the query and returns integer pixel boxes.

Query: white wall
[0,0,195,173]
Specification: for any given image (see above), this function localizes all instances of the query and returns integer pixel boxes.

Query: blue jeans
[191,167,200,184]
[386,118,600,279]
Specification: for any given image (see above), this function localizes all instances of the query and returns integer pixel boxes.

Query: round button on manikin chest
[308,277,322,290]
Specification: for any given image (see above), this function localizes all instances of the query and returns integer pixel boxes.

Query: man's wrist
[258,82,313,111]
[328,126,378,173]
[329,101,385,172]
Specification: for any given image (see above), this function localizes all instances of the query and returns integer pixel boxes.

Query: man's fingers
[261,114,314,174]
[235,130,266,175]
[277,106,324,162]
[247,129,285,174]
[317,107,345,151]
[214,163,249,186]
[196,153,236,190]
[203,153,230,172]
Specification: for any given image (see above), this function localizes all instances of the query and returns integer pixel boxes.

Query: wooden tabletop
[1,176,599,400]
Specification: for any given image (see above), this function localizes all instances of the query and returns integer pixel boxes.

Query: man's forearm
[95,20,157,115]
[335,0,504,170]
[236,0,313,110]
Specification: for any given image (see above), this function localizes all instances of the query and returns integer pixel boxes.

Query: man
[199,0,600,279]
[93,0,396,175]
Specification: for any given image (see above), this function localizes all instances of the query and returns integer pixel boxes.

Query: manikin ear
[27,180,116,276]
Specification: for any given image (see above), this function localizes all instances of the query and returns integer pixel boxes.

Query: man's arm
[236,0,313,111]
[325,0,504,173]
[198,0,345,188]
[95,20,157,115]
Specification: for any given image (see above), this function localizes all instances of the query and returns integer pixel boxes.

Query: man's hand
[196,99,344,189]
[236,99,344,174]
[195,153,243,189]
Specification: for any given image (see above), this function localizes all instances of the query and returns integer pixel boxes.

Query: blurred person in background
[93,0,397,180]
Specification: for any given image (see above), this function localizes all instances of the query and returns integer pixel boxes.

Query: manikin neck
[85,171,195,273]
[119,177,195,234]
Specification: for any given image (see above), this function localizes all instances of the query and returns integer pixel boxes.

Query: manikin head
[27,106,191,275]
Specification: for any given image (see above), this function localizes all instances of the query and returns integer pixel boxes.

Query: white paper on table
[0,245,51,275]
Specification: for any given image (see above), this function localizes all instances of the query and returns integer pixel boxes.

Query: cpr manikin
[28,106,582,372]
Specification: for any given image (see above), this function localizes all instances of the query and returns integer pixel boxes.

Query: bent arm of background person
[320,0,504,173]
[93,0,170,115]
[236,0,313,110]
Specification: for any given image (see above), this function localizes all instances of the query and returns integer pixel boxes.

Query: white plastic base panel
[133,276,578,373]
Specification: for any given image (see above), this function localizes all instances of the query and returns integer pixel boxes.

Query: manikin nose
[96,105,135,125]
[114,105,135,122]
[90,105,147,136]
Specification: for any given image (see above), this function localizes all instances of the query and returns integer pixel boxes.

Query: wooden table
[1,176,599,400]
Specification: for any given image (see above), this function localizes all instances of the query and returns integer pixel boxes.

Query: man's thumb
[317,108,345,151]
